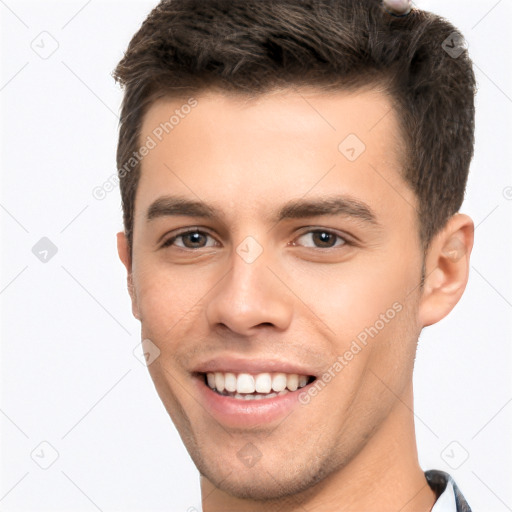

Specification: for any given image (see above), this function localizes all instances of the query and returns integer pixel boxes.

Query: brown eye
[295,230,346,249]
[163,230,216,249]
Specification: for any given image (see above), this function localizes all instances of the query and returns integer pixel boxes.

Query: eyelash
[161,227,352,250]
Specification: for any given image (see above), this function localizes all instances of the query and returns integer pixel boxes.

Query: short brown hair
[113,0,476,253]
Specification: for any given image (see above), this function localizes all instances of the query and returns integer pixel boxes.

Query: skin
[117,87,474,511]
[383,0,412,15]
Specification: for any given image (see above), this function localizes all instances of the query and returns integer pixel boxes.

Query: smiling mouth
[198,371,316,401]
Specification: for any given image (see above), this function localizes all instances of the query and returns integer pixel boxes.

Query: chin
[194,448,331,502]
[209,472,310,501]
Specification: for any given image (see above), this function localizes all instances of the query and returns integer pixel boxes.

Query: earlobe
[418,214,474,327]
[116,232,140,320]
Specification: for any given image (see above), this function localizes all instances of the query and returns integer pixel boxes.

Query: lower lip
[193,375,311,428]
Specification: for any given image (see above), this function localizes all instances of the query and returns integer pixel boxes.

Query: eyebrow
[146,195,379,226]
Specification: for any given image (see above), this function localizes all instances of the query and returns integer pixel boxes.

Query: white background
[0,0,511,510]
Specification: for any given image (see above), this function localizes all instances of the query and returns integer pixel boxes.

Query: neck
[200,382,437,512]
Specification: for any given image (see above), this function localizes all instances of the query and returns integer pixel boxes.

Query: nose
[205,244,294,336]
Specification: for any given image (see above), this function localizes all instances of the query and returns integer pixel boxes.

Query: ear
[116,231,140,320]
[418,213,474,327]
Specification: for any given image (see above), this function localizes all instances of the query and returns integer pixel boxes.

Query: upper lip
[192,356,318,377]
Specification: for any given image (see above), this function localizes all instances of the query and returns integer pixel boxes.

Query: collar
[425,470,472,512]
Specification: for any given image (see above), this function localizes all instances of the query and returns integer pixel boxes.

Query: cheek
[133,263,208,339]
[292,258,416,344]
[132,258,239,353]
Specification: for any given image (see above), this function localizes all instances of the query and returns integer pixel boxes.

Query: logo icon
[237,442,262,468]
[236,236,263,264]
[441,440,469,470]
[32,237,58,263]
[442,32,467,59]
[30,31,59,60]
[133,339,161,366]
[338,134,366,162]
[30,441,59,469]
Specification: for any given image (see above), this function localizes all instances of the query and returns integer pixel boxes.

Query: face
[123,87,426,500]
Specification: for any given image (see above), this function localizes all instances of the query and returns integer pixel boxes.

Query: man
[114,0,475,510]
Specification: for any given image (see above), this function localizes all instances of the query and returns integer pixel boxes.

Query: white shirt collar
[431,477,458,512]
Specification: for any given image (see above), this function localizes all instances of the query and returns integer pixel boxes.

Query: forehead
[135,87,414,226]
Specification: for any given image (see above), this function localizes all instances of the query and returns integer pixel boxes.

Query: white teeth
[233,392,279,400]
[286,373,299,391]
[271,373,287,392]
[214,372,225,392]
[224,372,237,392]
[255,373,272,393]
[204,371,312,396]
[236,373,255,394]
